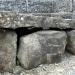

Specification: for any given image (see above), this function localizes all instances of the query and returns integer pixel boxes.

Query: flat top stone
[0,11,75,29]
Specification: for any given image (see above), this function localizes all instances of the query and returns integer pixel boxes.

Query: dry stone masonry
[0,11,75,75]
[0,0,75,75]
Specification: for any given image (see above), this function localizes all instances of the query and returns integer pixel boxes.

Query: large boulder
[67,30,75,54]
[0,29,17,72]
[18,31,67,69]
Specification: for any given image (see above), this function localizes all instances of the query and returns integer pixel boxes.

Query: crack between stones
[0,27,74,67]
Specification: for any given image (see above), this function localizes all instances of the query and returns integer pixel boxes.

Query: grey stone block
[67,30,75,54]
[18,31,67,69]
[0,29,17,72]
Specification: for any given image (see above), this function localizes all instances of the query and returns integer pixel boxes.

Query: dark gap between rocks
[15,27,43,48]
[0,28,15,32]
[15,27,43,65]
[49,27,73,32]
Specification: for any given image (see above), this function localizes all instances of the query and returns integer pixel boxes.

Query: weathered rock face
[0,29,17,72]
[67,30,75,54]
[0,11,17,28]
[0,12,42,29]
[18,31,67,69]
[0,0,75,73]
[3,72,12,75]
[42,17,69,29]
[1,12,75,29]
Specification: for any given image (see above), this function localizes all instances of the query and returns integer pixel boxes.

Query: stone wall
[0,0,74,13]
[0,11,75,75]
[0,0,75,75]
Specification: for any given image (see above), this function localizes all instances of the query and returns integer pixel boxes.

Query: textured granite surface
[0,0,74,13]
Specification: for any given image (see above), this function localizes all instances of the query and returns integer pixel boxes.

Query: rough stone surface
[0,29,17,72]
[33,12,73,19]
[0,11,17,28]
[3,72,12,75]
[0,52,74,75]
[17,31,67,70]
[1,11,75,29]
[0,11,42,29]
[66,30,75,55]
[0,0,74,13]
[42,17,69,29]
[51,12,73,19]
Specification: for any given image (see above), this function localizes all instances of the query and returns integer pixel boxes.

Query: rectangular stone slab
[0,29,17,72]
[0,11,75,29]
